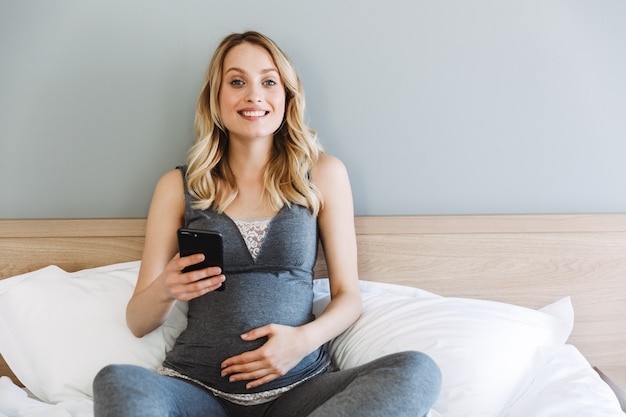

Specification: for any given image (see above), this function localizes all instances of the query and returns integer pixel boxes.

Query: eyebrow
[224,67,279,75]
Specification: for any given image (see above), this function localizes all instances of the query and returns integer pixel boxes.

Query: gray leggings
[93,351,441,417]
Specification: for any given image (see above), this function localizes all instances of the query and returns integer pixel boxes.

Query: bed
[1,214,625,416]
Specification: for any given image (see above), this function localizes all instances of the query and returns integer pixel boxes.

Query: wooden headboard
[1,214,626,389]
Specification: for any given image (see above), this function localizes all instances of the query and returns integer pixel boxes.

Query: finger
[240,324,274,341]
[223,364,281,389]
[185,274,225,296]
[186,269,224,286]
[233,369,277,386]
[246,374,279,390]
[177,253,205,270]
[223,362,266,382]
[173,282,223,301]
[180,267,223,285]
[221,350,262,371]
[167,272,224,302]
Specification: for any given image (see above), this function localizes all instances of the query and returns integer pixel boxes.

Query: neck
[227,137,272,180]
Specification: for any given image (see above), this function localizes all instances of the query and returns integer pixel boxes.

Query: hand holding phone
[177,228,225,291]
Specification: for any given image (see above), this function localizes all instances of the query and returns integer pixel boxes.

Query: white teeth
[242,111,266,117]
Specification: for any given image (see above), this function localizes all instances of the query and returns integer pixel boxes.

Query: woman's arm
[299,153,362,346]
[126,169,225,337]
[221,154,361,388]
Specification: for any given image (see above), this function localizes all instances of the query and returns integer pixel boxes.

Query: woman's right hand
[162,253,225,301]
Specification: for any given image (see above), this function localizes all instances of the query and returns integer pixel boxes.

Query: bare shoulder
[310,153,349,186]
[157,169,185,192]
[146,168,185,228]
[149,169,184,205]
[312,153,346,172]
[311,153,353,214]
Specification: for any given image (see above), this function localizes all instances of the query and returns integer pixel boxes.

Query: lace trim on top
[233,218,271,260]
[157,362,330,406]
[157,360,330,406]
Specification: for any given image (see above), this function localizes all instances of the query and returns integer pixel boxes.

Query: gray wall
[2,0,625,218]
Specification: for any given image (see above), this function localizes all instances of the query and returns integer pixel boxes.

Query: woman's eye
[230,79,244,86]
[263,79,277,86]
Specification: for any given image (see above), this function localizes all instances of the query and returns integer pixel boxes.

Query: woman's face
[219,43,286,143]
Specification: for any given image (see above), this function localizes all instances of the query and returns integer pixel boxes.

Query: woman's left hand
[220,324,311,389]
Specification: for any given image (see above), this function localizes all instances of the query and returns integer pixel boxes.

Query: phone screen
[177,228,224,290]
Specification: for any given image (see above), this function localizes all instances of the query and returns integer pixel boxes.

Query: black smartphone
[177,228,225,291]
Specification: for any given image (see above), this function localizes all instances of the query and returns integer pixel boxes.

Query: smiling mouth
[240,110,269,117]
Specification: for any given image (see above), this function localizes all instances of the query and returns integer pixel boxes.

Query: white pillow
[0,263,573,416]
[503,344,625,417]
[0,261,187,403]
[313,279,574,417]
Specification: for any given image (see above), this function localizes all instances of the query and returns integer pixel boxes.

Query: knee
[94,364,119,390]
[93,365,160,417]
[397,351,442,397]
[93,365,128,416]
[93,364,149,401]
[93,364,127,392]
[398,351,440,375]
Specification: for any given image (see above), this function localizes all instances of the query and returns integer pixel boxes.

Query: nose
[245,84,262,102]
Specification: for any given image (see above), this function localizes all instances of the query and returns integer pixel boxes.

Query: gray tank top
[162,167,330,395]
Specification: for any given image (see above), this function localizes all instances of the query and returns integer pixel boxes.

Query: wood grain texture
[1,215,625,389]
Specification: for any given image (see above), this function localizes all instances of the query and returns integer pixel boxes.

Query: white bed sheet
[1,345,622,417]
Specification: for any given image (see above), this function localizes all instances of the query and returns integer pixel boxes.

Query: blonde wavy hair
[186,31,323,215]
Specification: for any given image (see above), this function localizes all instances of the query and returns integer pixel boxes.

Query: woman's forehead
[223,43,278,74]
